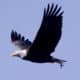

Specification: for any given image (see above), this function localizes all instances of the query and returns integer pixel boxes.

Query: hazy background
[0,0,80,80]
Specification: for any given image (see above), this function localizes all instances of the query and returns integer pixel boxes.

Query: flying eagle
[11,3,66,68]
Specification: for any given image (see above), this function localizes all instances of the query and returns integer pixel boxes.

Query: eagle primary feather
[27,3,63,57]
[11,30,32,49]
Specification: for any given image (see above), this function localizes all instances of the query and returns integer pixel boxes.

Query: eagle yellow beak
[10,52,18,57]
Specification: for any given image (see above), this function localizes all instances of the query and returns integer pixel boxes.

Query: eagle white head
[11,49,28,58]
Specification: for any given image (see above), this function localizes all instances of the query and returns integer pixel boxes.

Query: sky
[0,0,80,80]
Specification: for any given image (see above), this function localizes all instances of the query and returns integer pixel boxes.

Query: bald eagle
[11,3,66,68]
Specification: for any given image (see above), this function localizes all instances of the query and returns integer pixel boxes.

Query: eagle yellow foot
[59,59,67,68]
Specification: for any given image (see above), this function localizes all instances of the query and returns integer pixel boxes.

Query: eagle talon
[59,60,67,68]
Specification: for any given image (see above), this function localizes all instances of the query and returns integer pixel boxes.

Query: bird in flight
[11,3,66,68]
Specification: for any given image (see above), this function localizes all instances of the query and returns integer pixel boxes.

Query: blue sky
[0,0,80,80]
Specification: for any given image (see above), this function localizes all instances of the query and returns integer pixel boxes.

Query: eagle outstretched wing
[11,30,32,49]
[27,3,63,58]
